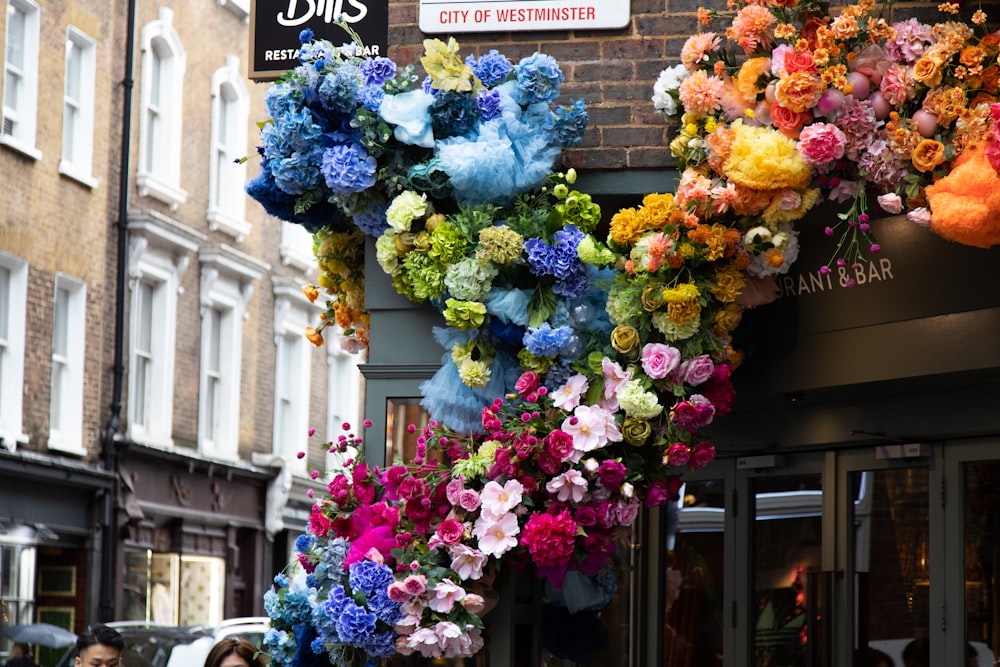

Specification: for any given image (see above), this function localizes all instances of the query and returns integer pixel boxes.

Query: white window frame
[48,274,87,454]
[136,7,187,210]
[326,338,365,475]
[272,277,316,474]
[1,0,41,160]
[0,251,28,450]
[126,211,204,448]
[197,245,267,460]
[216,0,250,23]
[59,26,97,188]
[279,221,316,273]
[207,56,250,242]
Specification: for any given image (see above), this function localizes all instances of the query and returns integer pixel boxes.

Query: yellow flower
[668,300,701,325]
[421,38,478,92]
[301,284,319,303]
[709,268,747,303]
[723,122,812,191]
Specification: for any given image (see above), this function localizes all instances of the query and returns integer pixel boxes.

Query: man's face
[75,644,122,667]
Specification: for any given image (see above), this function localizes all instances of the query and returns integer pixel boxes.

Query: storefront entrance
[653,439,1000,667]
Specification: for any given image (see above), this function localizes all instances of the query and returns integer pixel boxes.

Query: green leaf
[585,377,605,406]
[527,286,557,327]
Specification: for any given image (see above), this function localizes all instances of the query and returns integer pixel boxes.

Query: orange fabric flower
[926,144,1000,248]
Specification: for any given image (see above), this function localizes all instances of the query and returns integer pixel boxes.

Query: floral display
[653,0,1000,268]
[263,370,714,666]
[247,0,1000,662]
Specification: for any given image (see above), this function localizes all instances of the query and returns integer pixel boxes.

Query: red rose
[691,442,717,469]
[436,518,465,545]
[515,371,540,397]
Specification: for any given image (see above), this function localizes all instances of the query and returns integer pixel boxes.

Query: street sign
[419,0,631,33]
[249,0,389,81]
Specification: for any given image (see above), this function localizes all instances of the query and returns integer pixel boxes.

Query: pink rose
[387,581,410,602]
[907,207,932,227]
[670,401,698,428]
[545,429,574,460]
[682,354,715,386]
[445,477,464,506]
[667,443,692,467]
[597,459,627,489]
[877,193,903,214]
[458,489,481,512]
[691,442,717,469]
[797,122,846,164]
[436,518,465,545]
[402,574,428,597]
[309,506,331,537]
[514,371,540,397]
[776,189,801,211]
[641,343,682,380]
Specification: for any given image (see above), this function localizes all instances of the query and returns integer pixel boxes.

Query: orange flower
[912,139,946,172]
[736,57,770,104]
[706,127,736,174]
[926,145,1000,248]
[305,327,325,347]
[301,284,319,303]
[769,103,812,136]
[912,55,944,88]
[774,71,822,113]
[960,45,985,67]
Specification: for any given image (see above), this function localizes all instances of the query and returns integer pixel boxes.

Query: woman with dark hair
[203,638,267,667]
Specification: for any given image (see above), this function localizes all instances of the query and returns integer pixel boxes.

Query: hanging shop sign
[249,0,389,81]
[419,0,630,33]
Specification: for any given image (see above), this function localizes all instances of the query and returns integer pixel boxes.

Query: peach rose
[912,139,946,172]
[913,56,944,88]
[774,71,822,112]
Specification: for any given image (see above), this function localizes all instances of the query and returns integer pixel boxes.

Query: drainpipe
[100,0,137,623]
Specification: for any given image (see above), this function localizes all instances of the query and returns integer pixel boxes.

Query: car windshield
[55,626,214,667]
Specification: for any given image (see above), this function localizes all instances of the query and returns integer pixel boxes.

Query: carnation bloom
[797,123,847,164]
[729,4,775,53]
[678,70,726,119]
[472,511,520,558]
[681,32,722,72]
[520,510,578,567]
[724,122,812,191]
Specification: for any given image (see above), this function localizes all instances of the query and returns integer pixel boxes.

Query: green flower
[375,232,400,274]
[421,37,478,92]
[577,235,618,267]
[458,359,491,387]
[517,348,552,374]
[386,191,428,232]
[443,298,487,329]
[445,257,498,301]
[652,311,700,341]
[618,379,663,419]
[477,226,524,264]
[622,418,652,447]
[452,439,500,479]
[428,222,469,265]
[403,252,446,301]
[556,190,602,233]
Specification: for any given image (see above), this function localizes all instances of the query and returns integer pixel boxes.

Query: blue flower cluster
[524,225,590,299]
[466,50,512,87]
[523,323,574,358]
[313,560,402,657]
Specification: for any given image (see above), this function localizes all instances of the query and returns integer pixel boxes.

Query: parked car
[53,617,270,667]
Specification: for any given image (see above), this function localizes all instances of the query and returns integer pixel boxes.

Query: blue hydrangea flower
[275,107,324,154]
[550,225,585,278]
[271,149,322,195]
[335,602,377,646]
[430,91,480,139]
[514,53,564,105]
[299,28,314,44]
[321,143,377,194]
[524,237,554,276]
[477,88,502,121]
[359,57,397,85]
[265,82,301,121]
[348,560,394,600]
[466,50,512,87]
[422,75,436,95]
[263,628,296,665]
[552,99,589,147]
[353,201,389,237]
[553,266,589,299]
[294,534,314,554]
[523,323,573,357]
[363,630,398,659]
[358,84,385,113]
[318,64,361,114]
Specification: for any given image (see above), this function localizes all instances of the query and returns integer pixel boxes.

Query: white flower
[479,479,524,518]
[473,511,520,558]
[551,373,589,411]
[546,469,589,503]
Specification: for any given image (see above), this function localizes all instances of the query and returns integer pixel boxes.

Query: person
[74,624,125,667]
[5,643,40,667]
[203,638,267,667]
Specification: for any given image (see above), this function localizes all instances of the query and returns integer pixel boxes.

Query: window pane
[133,355,148,427]
[208,308,222,373]
[145,108,159,172]
[50,359,65,430]
[149,50,162,107]
[964,461,1000,667]
[62,103,77,162]
[217,94,229,145]
[53,286,70,356]
[664,479,726,667]
[138,282,154,352]
[64,39,82,101]
[752,474,823,667]
[5,6,25,70]
[4,69,21,116]
[205,376,218,441]
[0,265,10,340]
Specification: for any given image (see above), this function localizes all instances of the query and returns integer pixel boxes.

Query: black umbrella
[3,622,77,647]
